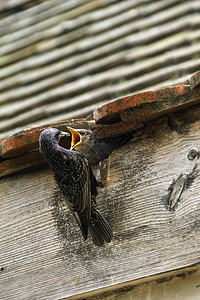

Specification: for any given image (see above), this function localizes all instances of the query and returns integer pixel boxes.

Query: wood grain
[1,106,200,299]
[86,268,200,300]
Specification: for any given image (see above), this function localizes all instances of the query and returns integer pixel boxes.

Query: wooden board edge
[65,263,200,300]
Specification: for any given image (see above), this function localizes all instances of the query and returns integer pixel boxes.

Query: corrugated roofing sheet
[0,0,200,138]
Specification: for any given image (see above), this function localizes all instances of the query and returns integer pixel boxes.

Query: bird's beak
[60,131,70,138]
[67,127,82,149]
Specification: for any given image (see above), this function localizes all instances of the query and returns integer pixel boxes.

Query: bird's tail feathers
[74,212,88,240]
[89,224,104,246]
[89,207,112,246]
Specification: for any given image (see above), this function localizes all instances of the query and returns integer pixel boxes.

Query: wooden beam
[1,104,200,299]
[78,266,200,300]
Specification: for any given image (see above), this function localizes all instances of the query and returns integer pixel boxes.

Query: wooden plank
[1,104,200,299]
[85,267,200,300]
[0,151,44,177]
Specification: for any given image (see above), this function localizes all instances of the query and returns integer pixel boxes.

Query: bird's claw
[97,181,104,188]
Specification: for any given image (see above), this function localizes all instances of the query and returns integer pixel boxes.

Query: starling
[67,126,131,166]
[39,128,112,246]
[67,126,132,182]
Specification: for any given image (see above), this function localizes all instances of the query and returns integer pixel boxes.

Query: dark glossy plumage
[39,128,112,246]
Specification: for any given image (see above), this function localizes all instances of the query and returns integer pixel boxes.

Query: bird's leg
[97,181,104,188]
[98,160,106,186]
[91,195,96,207]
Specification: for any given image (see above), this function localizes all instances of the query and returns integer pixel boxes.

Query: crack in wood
[167,162,200,211]
[167,173,187,211]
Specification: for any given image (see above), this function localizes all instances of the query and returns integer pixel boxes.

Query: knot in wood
[187,149,199,161]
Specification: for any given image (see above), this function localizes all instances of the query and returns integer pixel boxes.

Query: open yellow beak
[67,127,82,149]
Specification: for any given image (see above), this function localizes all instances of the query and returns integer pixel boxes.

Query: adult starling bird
[39,128,112,246]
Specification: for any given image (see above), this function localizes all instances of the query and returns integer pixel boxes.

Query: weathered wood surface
[88,267,200,300]
[1,0,200,139]
[1,105,200,299]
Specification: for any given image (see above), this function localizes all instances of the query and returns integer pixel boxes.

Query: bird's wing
[58,149,91,239]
